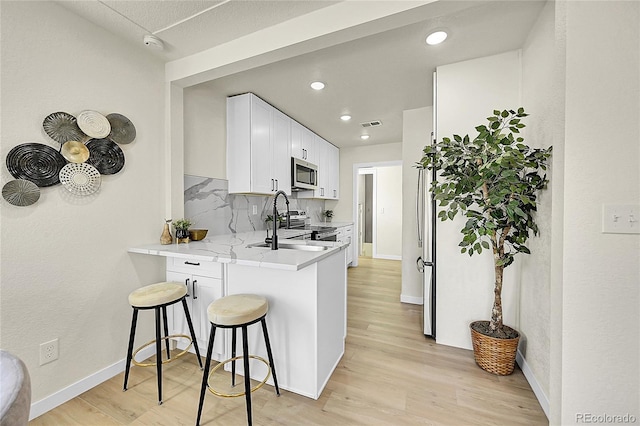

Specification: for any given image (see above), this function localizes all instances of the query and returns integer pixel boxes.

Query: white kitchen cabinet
[227,93,291,195]
[337,225,353,265]
[299,136,339,200]
[225,247,347,399]
[166,257,225,361]
[291,121,317,165]
[326,142,339,199]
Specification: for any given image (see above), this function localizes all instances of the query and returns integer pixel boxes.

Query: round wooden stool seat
[207,294,268,326]
[128,282,187,308]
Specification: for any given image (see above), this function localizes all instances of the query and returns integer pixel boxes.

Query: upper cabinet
[227,93,291,195]
[299,136,339,200]
[291,121,318,165]
[227,92,337,198]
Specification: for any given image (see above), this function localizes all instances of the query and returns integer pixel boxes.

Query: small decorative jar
[175,228,190,244]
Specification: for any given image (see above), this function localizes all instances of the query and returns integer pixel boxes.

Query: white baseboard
[29,345,155,420]
[516,349,549,419]
[400,294,423,305]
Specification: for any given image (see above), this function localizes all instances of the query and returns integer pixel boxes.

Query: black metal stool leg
[261,318,280,396]
[155,307,163,405]
[196,325,217,426]
[182,298,203,369]
[231,327,237,387]
[162,306,171,360]
[242,325,253,426]
[123,308,139,391]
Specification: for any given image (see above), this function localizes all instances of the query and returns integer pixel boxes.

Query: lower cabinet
[166,258,225,361]
[337,225,354,266]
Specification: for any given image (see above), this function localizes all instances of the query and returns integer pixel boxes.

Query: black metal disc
[107,113,136,145]
[6,143,67,187]
[42,111,87,144]
[86,138,125,175]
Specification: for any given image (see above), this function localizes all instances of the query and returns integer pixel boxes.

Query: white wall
[0,0,166,412]
[401,107,432,303]
[183,85,226,179]
[559,1,639,423]
[434,51,522,350]
[519,0,555,410]
[374,165,402,259]
[333,143,401,222]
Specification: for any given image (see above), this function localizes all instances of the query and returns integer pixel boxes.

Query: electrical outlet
[39,338,59,365]
[252,205,258,215]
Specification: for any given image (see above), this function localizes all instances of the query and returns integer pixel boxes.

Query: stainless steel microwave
[291,157,318,191]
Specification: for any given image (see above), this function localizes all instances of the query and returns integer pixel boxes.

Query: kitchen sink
[246,241,329,251]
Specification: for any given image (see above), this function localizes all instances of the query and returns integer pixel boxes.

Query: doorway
[352,161,403,265]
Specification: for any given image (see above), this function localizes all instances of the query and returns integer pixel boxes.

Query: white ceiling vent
[360,120,382,128]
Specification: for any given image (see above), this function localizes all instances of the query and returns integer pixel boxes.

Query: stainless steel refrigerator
[416,146,436,338]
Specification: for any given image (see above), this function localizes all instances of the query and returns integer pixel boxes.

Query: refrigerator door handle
[417,256,434,273]
[416,168,424,248]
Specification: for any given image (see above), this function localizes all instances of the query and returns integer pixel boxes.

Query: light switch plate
[602,204,640,234]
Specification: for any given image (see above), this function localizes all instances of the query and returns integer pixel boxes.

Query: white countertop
[310,221,353,228]
[128,229,348,271]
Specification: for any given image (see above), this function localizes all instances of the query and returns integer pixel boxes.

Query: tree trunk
[489,264,504,333]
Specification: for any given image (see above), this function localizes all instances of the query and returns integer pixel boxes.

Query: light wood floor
[31,257,547,425]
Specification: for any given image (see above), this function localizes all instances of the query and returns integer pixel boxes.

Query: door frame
[352,160,402,266]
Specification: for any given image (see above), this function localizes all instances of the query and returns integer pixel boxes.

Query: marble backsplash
[184,175,326,236]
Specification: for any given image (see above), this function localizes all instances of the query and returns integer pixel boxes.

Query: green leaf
[481,241,490,249]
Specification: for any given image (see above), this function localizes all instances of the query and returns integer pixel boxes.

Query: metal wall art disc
[43,112,87,144]
[107,113,136,144]
[2,179,41,206]
[77,110,111,139]
[59,163,101,196]
[86,138,125,175]
[61,140,90,163]
[6,143,67,187]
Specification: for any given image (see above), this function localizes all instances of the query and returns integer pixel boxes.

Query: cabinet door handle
[185,278,191,297]
[193,280,198,299]
[271,179,274,191]
[275,179,278,190]
[184,261,200,266]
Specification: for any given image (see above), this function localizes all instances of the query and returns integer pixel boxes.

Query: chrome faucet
[266,190,290,250]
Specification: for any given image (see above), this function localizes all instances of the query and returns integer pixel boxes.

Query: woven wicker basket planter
[470,321,520,376]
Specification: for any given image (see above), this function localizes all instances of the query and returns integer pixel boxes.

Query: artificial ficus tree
[419,108,552,338]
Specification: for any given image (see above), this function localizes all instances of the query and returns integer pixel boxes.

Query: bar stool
[123,281,203,405]
[196,294,280,426]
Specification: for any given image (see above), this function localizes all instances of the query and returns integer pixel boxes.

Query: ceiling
[55,0,546,149]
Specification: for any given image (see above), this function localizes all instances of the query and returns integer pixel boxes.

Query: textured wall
[560,1,639,422]
[0,0,166,404]
[184,85,226,180]
[333,142,402,222]
[520,0,555,403]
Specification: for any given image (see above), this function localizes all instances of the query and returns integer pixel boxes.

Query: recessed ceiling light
[310,81,325,90]
[340,115,351,121]
[426,31,448,45]
[360,135,370,140]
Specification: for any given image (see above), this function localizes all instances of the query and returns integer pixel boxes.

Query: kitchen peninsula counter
[128,229,348,400]
[128,229,348,271]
